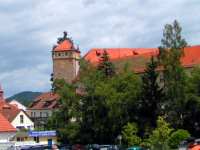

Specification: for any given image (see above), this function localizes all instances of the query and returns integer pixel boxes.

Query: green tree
[183,67,200,136]
[79,62,141,144]
[158,20,188,127]
[187,66,200,96]
[139,57,163,131]
[122,122,141,147]
[48,79,81,144]
[168,129,190,149]
[148,116,173,150]
[97,50,116,77]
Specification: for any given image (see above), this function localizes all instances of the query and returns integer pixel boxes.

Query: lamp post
[117,134,122,145]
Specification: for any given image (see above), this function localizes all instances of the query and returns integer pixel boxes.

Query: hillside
[7,91,42,106]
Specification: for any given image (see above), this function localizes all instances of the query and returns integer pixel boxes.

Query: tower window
[68,52,72,56]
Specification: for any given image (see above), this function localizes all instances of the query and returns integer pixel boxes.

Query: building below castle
[0,86,34,131]
[27,92,59,129]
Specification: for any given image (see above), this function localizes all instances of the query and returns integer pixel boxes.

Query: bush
[122,122,141,147]
[168,129,190,149]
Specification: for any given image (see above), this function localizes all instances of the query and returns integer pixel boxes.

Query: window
[34,137,39,143]
[20,115,24,124]
[34,112,36,117]
[31,112,33,117]
[40,112,42,117]
[46,112,49,117]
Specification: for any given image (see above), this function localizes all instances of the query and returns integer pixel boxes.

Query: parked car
[127,146,143,150]
[86,144,100,150]
[99,145,119,150]
[72,144,85,150]
[179,140,188,150]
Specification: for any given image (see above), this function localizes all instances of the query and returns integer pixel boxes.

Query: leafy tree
[183,67,200,136]
[79,62,141,144]
[122,122,141,147]
[168,129,190,149]
[97,50,116,77]
[148,116,173,150]
[139,57,163,132]
[187,66,200,96]
[183,95,200,137]
[47,79,81,144]
[158,20,188,127]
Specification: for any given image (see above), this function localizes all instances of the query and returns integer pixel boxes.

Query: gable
[11,110,33,125]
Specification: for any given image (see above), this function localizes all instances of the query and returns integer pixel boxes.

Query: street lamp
[117,134,122,145]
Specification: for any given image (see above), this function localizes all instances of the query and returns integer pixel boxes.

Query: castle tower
[52,32,81,83]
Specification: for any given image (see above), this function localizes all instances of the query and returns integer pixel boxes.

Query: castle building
[52,32,200,82]
[52,32,80,83]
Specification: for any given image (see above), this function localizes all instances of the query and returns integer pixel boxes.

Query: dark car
[127,146,143,150]
[72,144,85,150]
[20,145,51,150]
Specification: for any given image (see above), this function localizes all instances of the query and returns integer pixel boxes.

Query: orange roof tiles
[84,48,158,64]
[54,40,75,52]
[181,45,200,66]
[0,100,21,122]
[29,92,60,110]
[84,45,200,69]
[0,113,16,132]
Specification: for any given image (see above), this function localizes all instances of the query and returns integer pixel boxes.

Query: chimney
[0,85,4,100]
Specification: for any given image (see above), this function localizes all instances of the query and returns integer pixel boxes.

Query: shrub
[168,129,190,149]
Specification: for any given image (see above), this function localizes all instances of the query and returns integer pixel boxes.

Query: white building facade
[11,110,34,130]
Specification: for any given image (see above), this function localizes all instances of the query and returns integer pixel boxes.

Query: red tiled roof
[29,92,60,110]
[84,45,200,69]
[84,48,158,64]
[54,39,76,52]
[0,113,16,132]
[0,101,21,122]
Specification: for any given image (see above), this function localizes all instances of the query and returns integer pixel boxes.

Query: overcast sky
[0,0,199,97]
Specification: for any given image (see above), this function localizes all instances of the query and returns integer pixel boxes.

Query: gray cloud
[0,0,199,96]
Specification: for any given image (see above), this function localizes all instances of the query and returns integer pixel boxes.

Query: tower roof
[54,39,75,52]
[53,31,80,52]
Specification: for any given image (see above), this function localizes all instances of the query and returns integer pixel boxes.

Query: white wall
[11,111,34,130]
[0,132,16,143]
